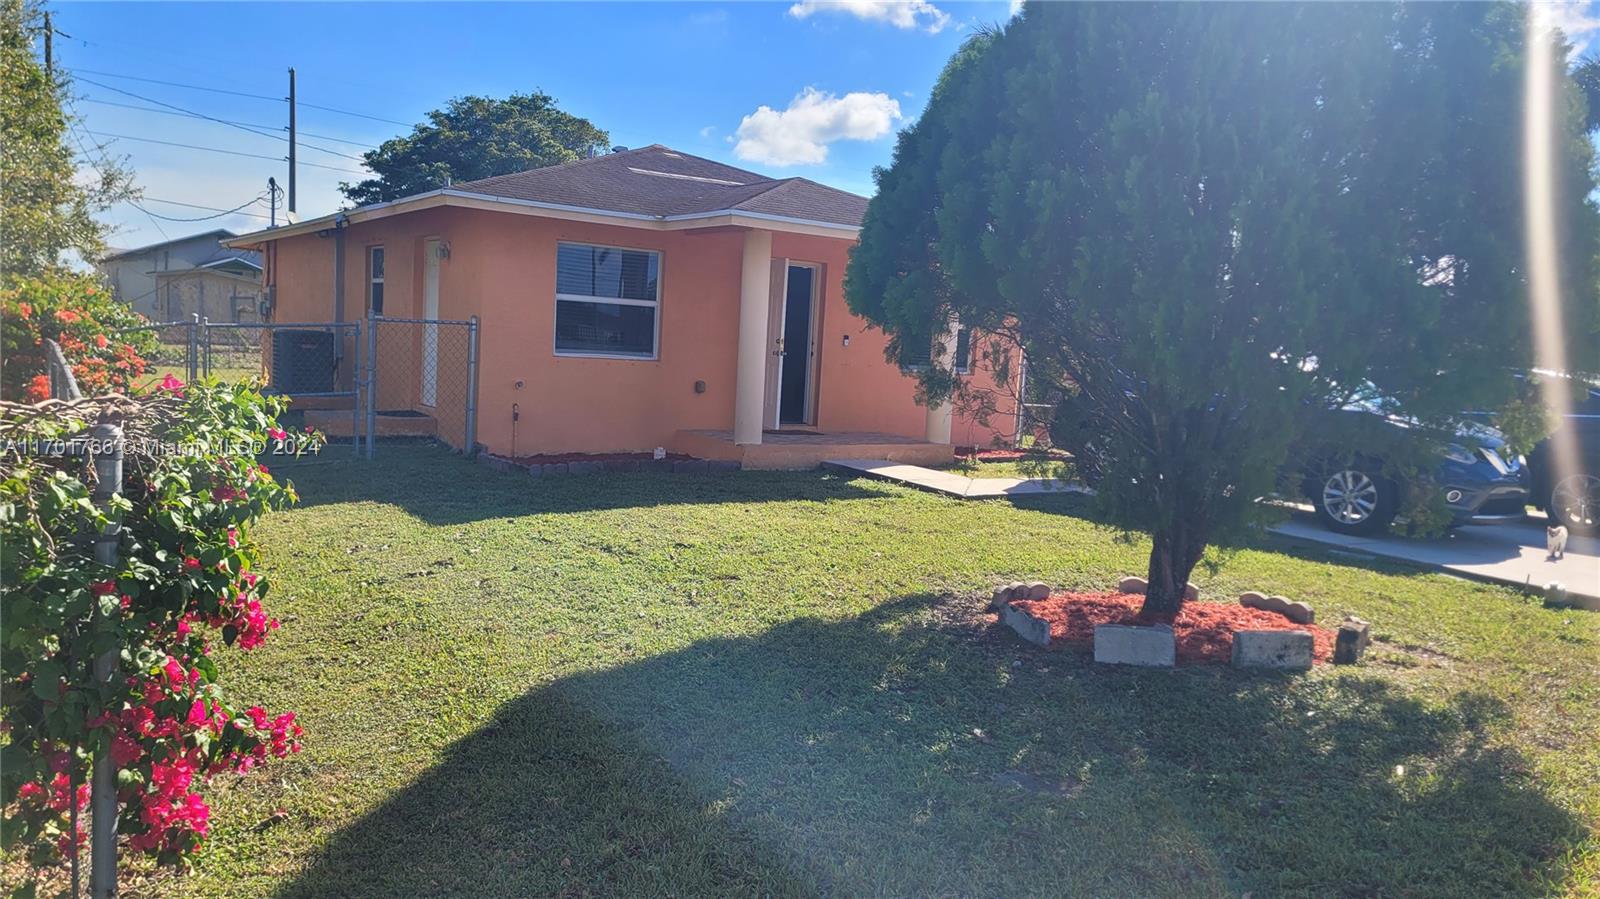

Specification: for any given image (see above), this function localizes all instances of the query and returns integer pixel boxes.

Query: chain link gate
[360,314,479,458]
[198,319,363,455]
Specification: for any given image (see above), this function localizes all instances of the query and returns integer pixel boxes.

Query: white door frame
[421,238,440,407]
[785,262,821,425]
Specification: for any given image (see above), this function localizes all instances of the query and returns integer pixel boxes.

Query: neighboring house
[226,145,1020,467]
[99,230,264,322]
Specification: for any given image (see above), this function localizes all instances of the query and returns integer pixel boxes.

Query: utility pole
[268,177,278,227]
[287,67,297,215]
[42,11,52,76]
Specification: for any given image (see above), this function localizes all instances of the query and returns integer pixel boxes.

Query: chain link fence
[361,315,479,457]
[110,317,201,389]
[98,316,478,458]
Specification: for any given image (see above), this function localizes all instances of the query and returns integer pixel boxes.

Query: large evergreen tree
[340,92,609,205]
[1,0,132,275]
[847,3,1600,615]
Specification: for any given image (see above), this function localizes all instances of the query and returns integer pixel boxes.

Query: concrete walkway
[1271,512,1598,608]
[823,458,1598,607]
[822,459,1093,498]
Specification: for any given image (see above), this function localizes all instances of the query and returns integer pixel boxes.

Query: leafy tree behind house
[340,92,609,205]
[847,3,1600,615]
[1,0,132,275]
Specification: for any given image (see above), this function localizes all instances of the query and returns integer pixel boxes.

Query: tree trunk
[1141,522,1205,620]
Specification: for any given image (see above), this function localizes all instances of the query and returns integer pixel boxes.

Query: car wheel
[1549,473,1600,535]
[1315,466,1397,536]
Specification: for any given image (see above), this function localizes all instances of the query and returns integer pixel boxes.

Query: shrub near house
[1,272,152,400]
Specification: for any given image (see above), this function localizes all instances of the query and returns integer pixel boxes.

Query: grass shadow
[271,594,1584,898]
[269,444,889,526]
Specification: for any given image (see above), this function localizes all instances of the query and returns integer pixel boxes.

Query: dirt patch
[1011,591,1335,665]
[954,447,1072,463]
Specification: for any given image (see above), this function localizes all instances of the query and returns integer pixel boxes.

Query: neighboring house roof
[226,145,869,248]
[100,229,239,262]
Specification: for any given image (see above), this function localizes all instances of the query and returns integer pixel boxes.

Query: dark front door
[779,265,815,424]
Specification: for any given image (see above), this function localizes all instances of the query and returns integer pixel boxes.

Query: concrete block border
[1001,602,1053,647]
[1094,624,1176,667]
[1231,629,1314,671]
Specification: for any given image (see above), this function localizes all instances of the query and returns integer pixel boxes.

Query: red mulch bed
[1010,592,1335,666]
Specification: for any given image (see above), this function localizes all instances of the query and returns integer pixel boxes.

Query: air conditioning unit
[270,329,335,394]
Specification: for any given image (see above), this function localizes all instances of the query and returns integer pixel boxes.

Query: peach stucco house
[227,145,1018,468]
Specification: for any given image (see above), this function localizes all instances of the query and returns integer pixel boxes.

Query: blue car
[1301,425,1529,536]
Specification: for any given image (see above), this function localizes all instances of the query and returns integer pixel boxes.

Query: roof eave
[224,189,860,247]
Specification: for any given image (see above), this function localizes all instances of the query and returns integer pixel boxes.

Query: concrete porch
[670,429,954,471]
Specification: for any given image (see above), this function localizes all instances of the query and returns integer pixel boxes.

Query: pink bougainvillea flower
[158,373,185,396]
[227,529,239,548]
[120,594,132,610]
[186,699,208,728]
[162,657,185,685]
[110,733,143,767]
[267,427,287,441]
[183,556,201,570]
[90,580,118,596]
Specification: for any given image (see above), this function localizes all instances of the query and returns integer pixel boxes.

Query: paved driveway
[1272,512,1599,608]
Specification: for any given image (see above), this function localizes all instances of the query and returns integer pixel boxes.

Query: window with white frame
[554,242,661,358]
[368,246,385,315]
[901,326,971,374]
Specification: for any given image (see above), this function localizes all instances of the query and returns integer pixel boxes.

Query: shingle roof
[453,145,868,228]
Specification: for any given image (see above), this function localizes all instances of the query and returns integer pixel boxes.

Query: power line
[69,67,414,127]
[80,97,378,148]
[71,67,283,103]
[82,129,367,176]
[132,195,274,222]
[296,99,411,128]
[75,77,367,161]
[65,115,168,240]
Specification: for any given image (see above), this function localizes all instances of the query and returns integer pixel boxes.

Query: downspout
[333,213,348,323]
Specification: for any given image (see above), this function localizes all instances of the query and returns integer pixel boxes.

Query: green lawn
[131,445,1596,897]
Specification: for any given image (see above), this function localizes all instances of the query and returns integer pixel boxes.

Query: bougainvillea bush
[1,272,154,401]
[0,375,321,883]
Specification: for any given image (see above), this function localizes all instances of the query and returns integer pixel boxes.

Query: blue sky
[53,0,1018,251]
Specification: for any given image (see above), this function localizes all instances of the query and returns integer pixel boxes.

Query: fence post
[365,313,378,460]
[88,422,123,899]
[200,317,211,379]
[187,314,199,383]
[465,316,479,457]
[350,323,360,457]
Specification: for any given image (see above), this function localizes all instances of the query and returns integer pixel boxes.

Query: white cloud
[733,87,902,166]
[1533,1,1600,57]
[699,125,717,139]
[787,0,951,34]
